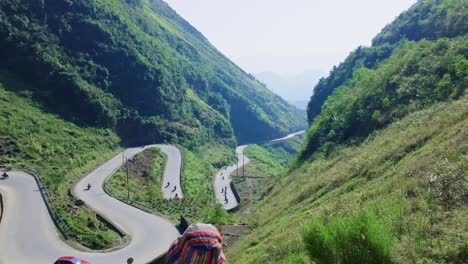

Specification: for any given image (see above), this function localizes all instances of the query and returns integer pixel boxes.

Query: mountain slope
[301,0,467,162]
[230,95,468,263]
[307,0,467,124]
[300,35,467,162]
[0,0,306,146]
[229,0,467,263]
[0,72,123,248]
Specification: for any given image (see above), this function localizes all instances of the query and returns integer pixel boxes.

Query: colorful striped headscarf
[166,223,228,264]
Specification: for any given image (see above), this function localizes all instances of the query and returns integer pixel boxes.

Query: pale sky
[163,0,416,76]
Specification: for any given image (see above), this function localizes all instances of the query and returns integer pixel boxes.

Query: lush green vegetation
[0,69,237,248]
[307,44,394,122]
[303,209,394,264]
[0,0,305,251]
[229,95,468,263]
[300,35,467,162]
[174,145,235,223]
[243,134,304,177]
[234,134,302,180]
[258,134,304,167]
[231,145,285,213]
[199,143,237,168]
[372,0,468,46]
[0,0,305,147]
[229,2,467,262]
[307,0,467,124]
[107,148,166,202]
[106,144,235,223]
[243,145,285,179]
[0,72,122,249]
[229,135,304,213]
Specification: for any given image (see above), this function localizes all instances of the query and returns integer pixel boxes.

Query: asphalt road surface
[157,145,183,199]
[214,131,305,210]
[0,145,181,264]
[214,145,250,210]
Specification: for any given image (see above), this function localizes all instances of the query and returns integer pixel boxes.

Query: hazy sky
[163,0,416,76]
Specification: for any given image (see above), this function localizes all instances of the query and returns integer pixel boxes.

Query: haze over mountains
[0,0,306,249]
[0,0,306,147]
[230,0,468,262]
[255,69,324,110]
[0,0,466,263]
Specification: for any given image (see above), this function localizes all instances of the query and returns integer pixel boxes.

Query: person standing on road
[87,183,91,190]
[165,182,170,188]
[172,186,177,193]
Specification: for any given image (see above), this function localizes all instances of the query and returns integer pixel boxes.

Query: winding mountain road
[214,131,305,210]
[214,145,250,210]
[157,145,183,199]
[0,132,305,262]
[0,145,181,264]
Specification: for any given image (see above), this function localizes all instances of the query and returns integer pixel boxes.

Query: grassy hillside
[299,35,467,162]
[307,0,467,124]
[231,135,304,213]
[0,0,306,147]
[229,1,467,262]
[107,147,166,201]
[242,135,304,179]
[0,72,123,249]
[0,71,236,247]
[0,0,305,250]
[106,145,235,223]
[229,95,468,263]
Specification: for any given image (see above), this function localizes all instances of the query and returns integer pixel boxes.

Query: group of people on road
[164,181,179,198]
[221,186,229,204]
[1,171,8,178]
[219,172,230,204]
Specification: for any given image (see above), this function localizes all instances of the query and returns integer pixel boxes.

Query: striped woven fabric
[166,223,228,264]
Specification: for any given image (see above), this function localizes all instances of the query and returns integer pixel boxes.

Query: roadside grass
[243,145,285,178]
[0,73,122,249]
[105,144,236,224]
[178,145,237,223]
[228,96,468,263]
[230,135,304,214]
[107,148,166,203]
[180,146,217,201]
[303,208,394,264]
[242,134,305,180]
[0,72,238,248]
[259,134,304,167]
[198,143,236,169]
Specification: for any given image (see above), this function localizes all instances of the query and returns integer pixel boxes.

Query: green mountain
[0,74,123,248]
[229,0,467,263]
[301,0,467,162]
[0,0,306,250]
[307,0,467,124]
[0,0,306,147]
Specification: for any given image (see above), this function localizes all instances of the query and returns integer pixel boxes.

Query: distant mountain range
[289,100,309,110]
[255,70,324,109]
[233,0,468,262]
